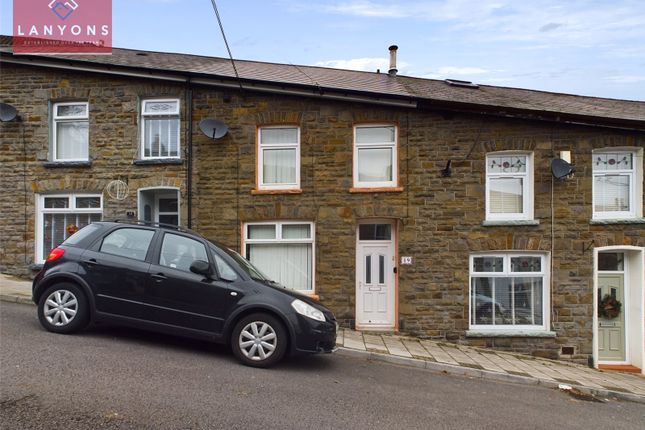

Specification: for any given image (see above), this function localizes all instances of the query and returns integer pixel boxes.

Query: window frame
[353,124,398,189]
[51,101,89,162]
[140,98,181,160]
[485,152,533,221]
[257,125,301,191]
[592,150,638,219]
[242,221,315,294]
[35,192,103,263]
[469,252,549,332]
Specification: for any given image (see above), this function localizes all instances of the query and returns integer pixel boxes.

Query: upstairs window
[141,99,180,159]
[258,126,300,190]
[52,102,89,161]
[593,150,639,219]
[353,125,398,188]
[486,153,532,220]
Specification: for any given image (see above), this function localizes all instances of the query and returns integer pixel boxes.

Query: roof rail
[110,219,208,240]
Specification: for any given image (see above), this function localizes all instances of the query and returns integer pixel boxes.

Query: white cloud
[604,75,645,83]
[315,57,410,72]
[324,1,408,18]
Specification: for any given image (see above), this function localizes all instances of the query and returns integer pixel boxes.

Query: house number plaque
[400,256,413,265]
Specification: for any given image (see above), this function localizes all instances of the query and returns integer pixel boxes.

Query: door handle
[151,273,167,281]
[83,258,98,266]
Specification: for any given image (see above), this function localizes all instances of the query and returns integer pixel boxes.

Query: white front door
[356,222,396,329]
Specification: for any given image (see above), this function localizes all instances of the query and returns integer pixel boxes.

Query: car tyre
[37,283,89,334]
[231,313,287,368]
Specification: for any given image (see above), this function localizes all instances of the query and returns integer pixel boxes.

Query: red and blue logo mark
[48,0,79,20]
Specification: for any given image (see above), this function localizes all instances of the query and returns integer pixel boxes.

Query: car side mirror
[190,260,212,277]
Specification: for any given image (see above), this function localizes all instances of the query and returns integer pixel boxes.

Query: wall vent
[561,346,575,355]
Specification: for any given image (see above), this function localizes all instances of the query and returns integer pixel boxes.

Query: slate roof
[2,36,644,129]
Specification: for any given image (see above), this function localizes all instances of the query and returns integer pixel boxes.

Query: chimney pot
[388,45,398,76]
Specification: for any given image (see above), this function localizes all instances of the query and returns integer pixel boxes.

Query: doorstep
[598,364,642,374]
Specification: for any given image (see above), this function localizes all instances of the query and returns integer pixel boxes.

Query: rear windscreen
[63,223,102,246]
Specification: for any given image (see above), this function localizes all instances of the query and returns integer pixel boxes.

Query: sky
[1,0,644,101]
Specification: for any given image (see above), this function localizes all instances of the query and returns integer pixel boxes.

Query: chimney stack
[388,45,398,76]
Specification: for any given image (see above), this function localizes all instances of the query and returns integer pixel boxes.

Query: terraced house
[1,37,644,373]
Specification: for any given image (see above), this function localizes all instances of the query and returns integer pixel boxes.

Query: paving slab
[419,341,460,366]
[401,339,434,360]
[363,334,388,353]
[382,337,412,357]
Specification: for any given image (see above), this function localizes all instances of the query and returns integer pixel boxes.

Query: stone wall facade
[2,62,644,362]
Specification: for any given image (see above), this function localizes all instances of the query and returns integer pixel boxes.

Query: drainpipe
[186,81,193,229]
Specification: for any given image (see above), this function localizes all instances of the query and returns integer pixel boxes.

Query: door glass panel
[159,214,178,225]
[359,224,391,240]
[598,253,624,271]
[158,198,178,212]
[365,255,371,284]
[100,228,155,261]
[378,255,385,284]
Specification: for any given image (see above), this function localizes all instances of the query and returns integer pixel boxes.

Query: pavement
[2,273,644,404]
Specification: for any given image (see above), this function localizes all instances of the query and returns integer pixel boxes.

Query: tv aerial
[551,158,575,179]
[0,103,18,122]
[199,119,229,140]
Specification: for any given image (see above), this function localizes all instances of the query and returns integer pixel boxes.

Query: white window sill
[466,329,556,338]
[589,218,645,225]
[482,219,539,226]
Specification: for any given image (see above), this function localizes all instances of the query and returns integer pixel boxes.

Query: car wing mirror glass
[190,260,212,277]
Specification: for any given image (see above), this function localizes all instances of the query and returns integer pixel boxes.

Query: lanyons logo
[48,0,79,20]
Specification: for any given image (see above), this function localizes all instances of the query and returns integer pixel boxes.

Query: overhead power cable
[209,0,243,92]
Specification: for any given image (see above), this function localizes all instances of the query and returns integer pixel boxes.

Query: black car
[32,221,337,367]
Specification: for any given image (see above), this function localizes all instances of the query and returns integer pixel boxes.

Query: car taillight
[46,247,65,262]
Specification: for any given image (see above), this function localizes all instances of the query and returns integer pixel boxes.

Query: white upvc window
[592,150,640,219]
[243,221,315,293]
[258,126,300,190]
[469,253,548,331]
[486,152,533,220]
[353,124,398,188]
[141,99,180,159]
[36,193,103,263]
[52,102,89,161]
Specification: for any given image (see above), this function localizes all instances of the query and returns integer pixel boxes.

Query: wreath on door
[598,294,622,319]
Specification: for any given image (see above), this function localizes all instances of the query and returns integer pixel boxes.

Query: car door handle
[151,273,167,281]
[83,258,98,266]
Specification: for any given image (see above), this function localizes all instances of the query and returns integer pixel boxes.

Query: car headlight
[291,299,325,322]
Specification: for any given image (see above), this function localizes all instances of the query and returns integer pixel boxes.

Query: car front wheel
[37,283,89,334]
[231,313,287,368]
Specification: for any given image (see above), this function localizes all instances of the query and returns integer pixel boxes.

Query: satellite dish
[551,158,575,179]
[199,119,228,139]
[0,103,17,122]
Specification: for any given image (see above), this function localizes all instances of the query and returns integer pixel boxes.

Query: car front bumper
[289,313,337,354]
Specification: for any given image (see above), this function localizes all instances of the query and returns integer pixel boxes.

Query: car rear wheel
[231,313,287,368]
[37,283,89,334]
